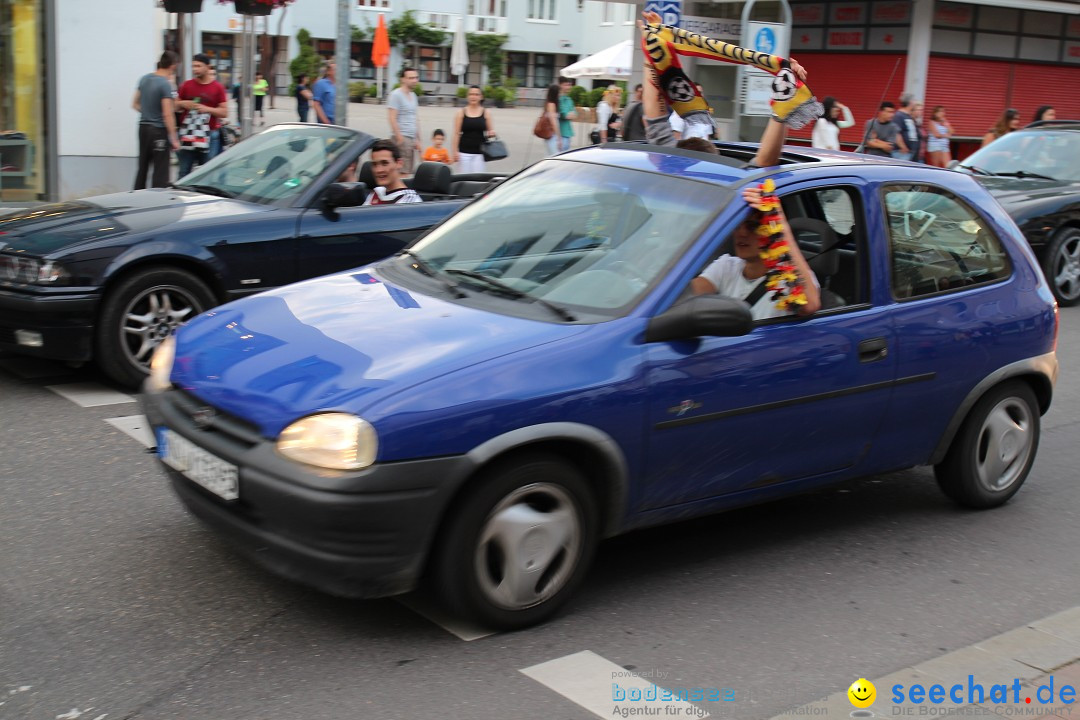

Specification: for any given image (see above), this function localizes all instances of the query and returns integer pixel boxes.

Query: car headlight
[277,413,378,471]
[146,335,176,394]
[0,255,69,285]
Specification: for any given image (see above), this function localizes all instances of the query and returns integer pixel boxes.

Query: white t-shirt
[668,112,712,140]
[698,255,818,321]
[362,186,422,205]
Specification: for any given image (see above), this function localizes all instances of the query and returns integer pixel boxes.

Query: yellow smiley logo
[847,678,876,709]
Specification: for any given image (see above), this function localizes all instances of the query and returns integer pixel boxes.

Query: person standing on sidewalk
[295,73,313,122]
[557,77,577,152]
[388,67,421,174]
[811,96,854,150]
[451,85,494,173]
[175,54,228,178]
[892,93,921,162]
[253,72,269,126]
[313,61,337,125]
[542,84,561,155]
[620,83,646,141]
[133,51,180,189]
[861,102,906,158]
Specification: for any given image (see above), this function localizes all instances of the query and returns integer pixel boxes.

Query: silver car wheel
[120,285,200,370]
[974,396,1036,493]
[1052,232,1080,302]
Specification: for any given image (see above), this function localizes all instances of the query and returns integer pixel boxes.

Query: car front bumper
[0,287,99,362]
[141,386,474,599]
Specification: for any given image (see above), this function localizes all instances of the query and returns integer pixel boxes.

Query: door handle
[858,337,888,363]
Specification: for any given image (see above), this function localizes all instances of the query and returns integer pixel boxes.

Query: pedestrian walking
[926,105,953,168]
[557,77,577,152]
[388,66,421,174]
[313,61,337,125]
[132,50,180,189]
[542,84,561,155]
[451,85,494,173]
[175,53,228,178]
[253,72,269,125]
[621,83,646,141]
[981,108,1020,147]
[295,73,313,122]
[892,93,921,161]
[811,96,854,150]
[1033,105,1056,124]
[595,85,622,143]
[861,101,907,158]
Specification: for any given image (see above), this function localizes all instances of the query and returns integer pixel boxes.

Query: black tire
[1041,227,1080,307]
[433,453,598,631]
[95,267,216,389]
[934,381,1040,509]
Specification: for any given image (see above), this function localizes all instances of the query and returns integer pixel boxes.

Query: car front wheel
[96,267,216,389]
[433,454,598,631]
[934,381,1040,509]
[1042,228,1080,306]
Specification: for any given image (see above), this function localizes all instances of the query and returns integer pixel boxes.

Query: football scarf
[640,18,822,130]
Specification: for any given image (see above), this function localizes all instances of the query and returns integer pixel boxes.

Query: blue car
[142,142,1058,630]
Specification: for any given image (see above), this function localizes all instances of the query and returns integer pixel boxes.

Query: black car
[955,119,1080,306]
[0,124,499,387]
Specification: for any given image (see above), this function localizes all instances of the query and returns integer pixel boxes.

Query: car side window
[884,185,1012,300]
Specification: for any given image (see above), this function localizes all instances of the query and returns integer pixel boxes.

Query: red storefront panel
[1010,64,1080,123]
[925,57,1011,139]
[785,52,907,147]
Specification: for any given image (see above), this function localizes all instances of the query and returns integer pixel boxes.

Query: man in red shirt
[175,53,228,178]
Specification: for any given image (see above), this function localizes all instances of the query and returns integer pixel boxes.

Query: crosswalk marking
[46,383,135,408]
[520,650,710,719]
[395,594,495,642]
[105,415,155,448]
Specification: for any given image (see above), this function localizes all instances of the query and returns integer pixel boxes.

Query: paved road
[1,306,1077,720]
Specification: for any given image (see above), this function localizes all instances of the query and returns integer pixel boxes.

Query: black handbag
[481,136,508,161]
[589,128,601,145]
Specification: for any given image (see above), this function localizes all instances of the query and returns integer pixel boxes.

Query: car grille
[166,388,264,449]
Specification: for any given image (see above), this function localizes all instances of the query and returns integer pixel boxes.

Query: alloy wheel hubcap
[1054,235,1080,301]
[121,286,200,369]
[474,483,582,611]
[975,397,1034,492]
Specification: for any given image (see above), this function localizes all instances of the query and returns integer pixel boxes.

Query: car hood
[170,268,587,438]
[976,175,1080,209]
[0,189,266,256]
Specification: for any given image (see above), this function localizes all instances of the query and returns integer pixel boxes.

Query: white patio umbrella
[450,16,469,86]
[561,39,633,79]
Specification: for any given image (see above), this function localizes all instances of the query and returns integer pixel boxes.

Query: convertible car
[0,124,501,387]
[955,119,1080,306]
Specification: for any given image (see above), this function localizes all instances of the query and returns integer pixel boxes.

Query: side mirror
[323,182,368,211]
[645,295,753,343]
[946,159,960,170]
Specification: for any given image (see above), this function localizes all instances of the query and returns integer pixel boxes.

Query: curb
[770,607,1080,719]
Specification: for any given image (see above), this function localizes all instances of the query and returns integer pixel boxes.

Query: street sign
[644,0,681,28]
[746,21,789,58]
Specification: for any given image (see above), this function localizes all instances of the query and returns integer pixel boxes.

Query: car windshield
[406,159,728,317]
[174,125,357,204]
[962,130,1080,181]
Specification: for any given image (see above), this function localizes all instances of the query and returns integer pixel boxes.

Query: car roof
[557,141,929,187]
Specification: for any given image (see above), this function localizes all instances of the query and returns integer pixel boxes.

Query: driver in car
[691,186,821,320]
[363,139,422,205]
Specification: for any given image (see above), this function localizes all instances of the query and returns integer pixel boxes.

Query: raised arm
[750,57,807,168]
[743,185,821,315]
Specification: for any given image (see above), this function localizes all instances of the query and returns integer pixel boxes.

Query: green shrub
[348,81,368,101]
[568,85,587,106]
[587,87,605,108]
[367,84,379,97]
[456,86,469,98]
[288,28,321,97]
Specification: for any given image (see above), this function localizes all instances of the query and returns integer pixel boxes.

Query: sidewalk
[771,607,1080,719]
[239,94,590,176]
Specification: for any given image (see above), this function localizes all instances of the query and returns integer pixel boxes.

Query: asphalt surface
[1,306,1078,720]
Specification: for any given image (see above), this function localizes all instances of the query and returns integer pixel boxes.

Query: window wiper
[993,170,1058,181]
[445,268,577,322]
[172,183,237,199]
[398,249,465,298]
[957,164,996,177]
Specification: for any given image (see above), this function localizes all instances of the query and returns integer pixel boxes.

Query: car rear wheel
[96,267,215,389]
[934,381,1040,509]
[433,454,598,630]
[1042,228,1080,306]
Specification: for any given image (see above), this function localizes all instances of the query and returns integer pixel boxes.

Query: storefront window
[507,52,528,85]
[0,0,47,202]
[533,53,555,88]
[417,46,444,83]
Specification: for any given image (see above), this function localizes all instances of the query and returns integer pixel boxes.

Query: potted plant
[218,0,293,16]
[162,0,203,12]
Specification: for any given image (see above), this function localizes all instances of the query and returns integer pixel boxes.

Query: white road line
[520,650,710,719]
[395,594,495,642]
[0,357,74,379]
[46,383,135,408]
[105,415,155,448]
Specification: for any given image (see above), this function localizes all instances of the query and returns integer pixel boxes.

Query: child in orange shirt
[422,129,451,164]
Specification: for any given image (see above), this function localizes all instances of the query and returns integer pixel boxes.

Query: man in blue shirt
[313,61,337,124]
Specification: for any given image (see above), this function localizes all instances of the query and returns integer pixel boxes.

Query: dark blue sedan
[0,124,499,387]
[142,142,1058,630]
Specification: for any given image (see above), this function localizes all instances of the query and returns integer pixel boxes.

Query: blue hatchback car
[142,142,1058,630]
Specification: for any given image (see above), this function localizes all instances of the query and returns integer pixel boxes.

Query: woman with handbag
[452,85,496,173]
[539,84,561,155]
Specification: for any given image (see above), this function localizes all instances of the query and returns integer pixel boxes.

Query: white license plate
[157,427,239,501]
